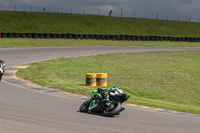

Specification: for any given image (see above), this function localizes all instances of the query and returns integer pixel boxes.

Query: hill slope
[0,11,200,37]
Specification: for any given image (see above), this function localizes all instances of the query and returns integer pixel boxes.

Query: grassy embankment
[1,11,200,47]
[17,50,200,114]
[1,11,200,37]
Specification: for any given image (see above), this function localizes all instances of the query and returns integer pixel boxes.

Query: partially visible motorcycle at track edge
[0,60,6,81]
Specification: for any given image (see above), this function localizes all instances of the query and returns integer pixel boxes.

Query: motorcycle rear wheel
[103,102,122,117]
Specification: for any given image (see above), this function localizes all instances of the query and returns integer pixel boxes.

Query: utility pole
[71,8,72,14]
[99,9,100,15]
[57,8,59,13]
[15,5,16,11]
[30,6,32,12]
[156,14,158,20]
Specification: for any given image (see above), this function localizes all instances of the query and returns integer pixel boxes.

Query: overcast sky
[0,0,200,21]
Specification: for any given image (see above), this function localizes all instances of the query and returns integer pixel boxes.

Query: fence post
[121,8,123,17]
[189,17,191,22]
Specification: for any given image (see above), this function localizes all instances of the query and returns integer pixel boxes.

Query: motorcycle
[0,60,6,81]
[79,88,130,117]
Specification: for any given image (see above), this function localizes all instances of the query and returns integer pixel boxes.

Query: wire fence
[0,4,200,23]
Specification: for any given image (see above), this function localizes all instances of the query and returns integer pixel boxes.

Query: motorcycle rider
[89,85,125,111]
[0,60,6,81]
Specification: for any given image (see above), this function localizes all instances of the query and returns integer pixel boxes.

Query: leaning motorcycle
[0,61,6,81]
[79,88,130,117]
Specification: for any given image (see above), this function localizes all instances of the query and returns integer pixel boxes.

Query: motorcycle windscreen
[114,94,130,103]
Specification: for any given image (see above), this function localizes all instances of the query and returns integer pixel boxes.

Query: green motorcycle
[79,86,130,117]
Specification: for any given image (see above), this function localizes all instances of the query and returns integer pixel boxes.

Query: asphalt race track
[0,46,200,133]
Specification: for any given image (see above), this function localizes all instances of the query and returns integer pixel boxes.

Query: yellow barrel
[97,73,107,86]
[86,73,97,86]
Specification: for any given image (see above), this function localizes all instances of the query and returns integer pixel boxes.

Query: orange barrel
[86,73,97,86]
[97,73,107,86]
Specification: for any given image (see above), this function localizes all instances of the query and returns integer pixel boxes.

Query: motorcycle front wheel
[79,100,90,112]
[103,102,122,117]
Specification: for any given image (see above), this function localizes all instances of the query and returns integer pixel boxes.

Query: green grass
[17,50,200,114]
[1,11,200,37]
[1,38,200,48]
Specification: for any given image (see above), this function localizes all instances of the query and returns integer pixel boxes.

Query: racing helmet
[111,85,123,94]
[113,85,120,89]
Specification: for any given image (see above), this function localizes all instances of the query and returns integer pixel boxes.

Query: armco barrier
[0,32,199,42]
